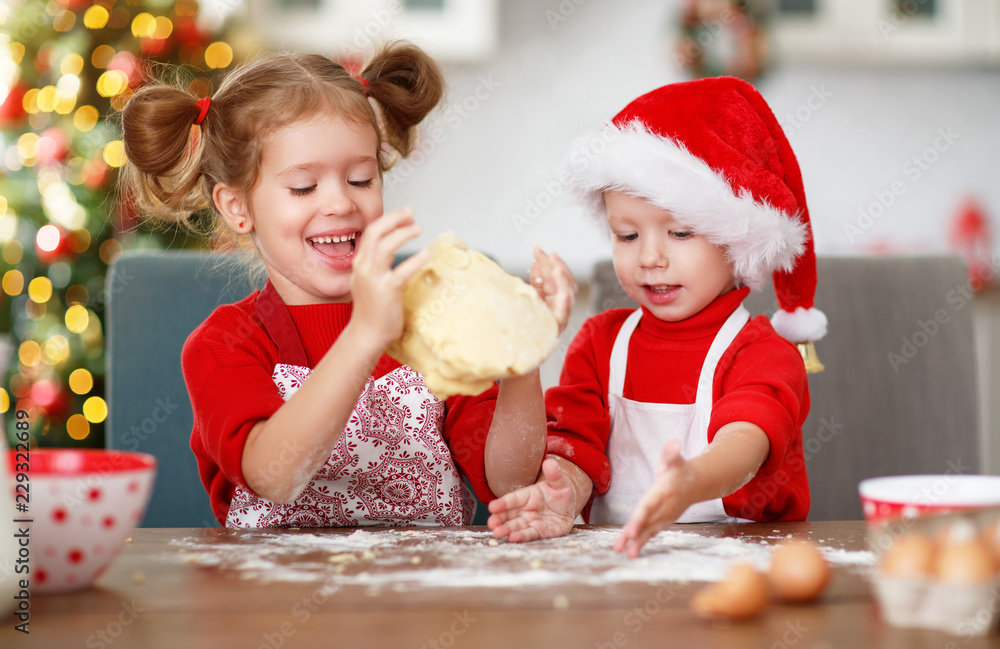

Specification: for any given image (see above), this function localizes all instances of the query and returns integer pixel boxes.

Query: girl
[120,42,575,527]
[488,76,826,556]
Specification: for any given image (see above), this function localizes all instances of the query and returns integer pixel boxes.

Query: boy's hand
[614,439,696,558]
[487,458,577,542]
[529,248,576,334]
[349,208,429,350]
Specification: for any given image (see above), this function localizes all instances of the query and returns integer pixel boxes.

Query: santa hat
[565,76,827,344]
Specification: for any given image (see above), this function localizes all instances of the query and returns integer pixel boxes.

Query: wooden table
[5,521,999,649]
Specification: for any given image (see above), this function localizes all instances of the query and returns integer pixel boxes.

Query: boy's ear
[213,183,253,234]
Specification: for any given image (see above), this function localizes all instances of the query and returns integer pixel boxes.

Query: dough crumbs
[125,537,132,543]
[553,594,569,610]
[487,539,499,547]
[411,557,422,565]
[182,555,200,564]
[361,550,376,561]
[328,553,358,564]
[530,560,543,570]
[132,571,145,585]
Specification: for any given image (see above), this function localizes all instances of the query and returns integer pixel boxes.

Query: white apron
[590,305,751,524]
[225,284,474,528]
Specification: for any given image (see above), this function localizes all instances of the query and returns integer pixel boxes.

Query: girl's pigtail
[361,41,444,158]
[120,84,212,224]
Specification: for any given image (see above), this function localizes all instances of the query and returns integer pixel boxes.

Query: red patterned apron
[225,286,474,527]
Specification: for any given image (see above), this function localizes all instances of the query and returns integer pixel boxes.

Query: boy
[489,76,827,557]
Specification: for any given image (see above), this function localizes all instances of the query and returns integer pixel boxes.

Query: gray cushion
[591,256,980,520]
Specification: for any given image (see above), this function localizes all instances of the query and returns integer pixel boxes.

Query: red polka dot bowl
[10,449,156,595]
[859,474,1000,529]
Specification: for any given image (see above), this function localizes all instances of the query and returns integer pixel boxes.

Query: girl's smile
[237,112,384,305]
[307,229,359,269]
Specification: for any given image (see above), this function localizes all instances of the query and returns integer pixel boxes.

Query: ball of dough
[387,232,558,399]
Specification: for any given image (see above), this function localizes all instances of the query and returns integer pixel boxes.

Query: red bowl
[859,474,1000,527]
[7,449,157,594]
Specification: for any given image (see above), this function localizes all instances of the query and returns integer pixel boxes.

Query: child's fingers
[391,248,430,285]
[354,208,416,265]
[487,488,531,514]
[374,222,423,261]
[548,255,576,329]
[507,527,541,544]
[656,438,685,474]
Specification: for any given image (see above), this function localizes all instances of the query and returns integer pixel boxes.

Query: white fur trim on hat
[563,120,807,290]
[771,306,828,343]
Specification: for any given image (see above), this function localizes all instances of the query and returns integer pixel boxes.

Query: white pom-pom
[771,307,827,342]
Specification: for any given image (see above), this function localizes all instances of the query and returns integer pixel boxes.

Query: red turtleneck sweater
[545,287,810,522]
[182,291,499,525]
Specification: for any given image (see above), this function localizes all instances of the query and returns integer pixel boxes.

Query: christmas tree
[0,0,238,448]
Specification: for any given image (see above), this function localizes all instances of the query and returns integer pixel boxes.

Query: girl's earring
[239,221,245,228]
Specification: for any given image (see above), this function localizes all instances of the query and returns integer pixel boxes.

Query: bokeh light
[66,414,90,440]
[83,396,107,423]
[65,304,90,333]
[27,276,53,303]
[69,368,94,395]
[205,42,233,69]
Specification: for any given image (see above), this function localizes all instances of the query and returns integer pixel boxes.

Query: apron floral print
[226,284,473,527]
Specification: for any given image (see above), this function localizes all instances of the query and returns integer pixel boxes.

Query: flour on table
[167,527,875,590]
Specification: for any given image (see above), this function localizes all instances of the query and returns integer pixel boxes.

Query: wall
[382,0,1000,282]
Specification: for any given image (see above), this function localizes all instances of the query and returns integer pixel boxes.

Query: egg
[934,521,998,584]
[880,532,936,578]
[981,520,1000,564]
[690,562,770,621]
[768,540,831,603]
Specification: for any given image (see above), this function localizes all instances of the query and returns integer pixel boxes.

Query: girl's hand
[349,208,429,350]
[529,248,576,334]
[487,458,578,543]
[614,439,697,559]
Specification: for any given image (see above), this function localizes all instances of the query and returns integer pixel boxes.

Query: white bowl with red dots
[10,449,156,595]
[859,474,1000,528]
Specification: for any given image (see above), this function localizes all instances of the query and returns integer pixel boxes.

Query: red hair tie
[352,74,370,95]
[194,96,211,125]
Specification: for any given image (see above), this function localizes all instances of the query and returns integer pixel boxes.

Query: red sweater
[182,290,500,525]
[545,288,810,522]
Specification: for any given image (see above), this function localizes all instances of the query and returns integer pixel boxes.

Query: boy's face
[605,190,735,322]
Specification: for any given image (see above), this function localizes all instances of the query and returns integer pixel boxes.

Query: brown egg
[934,521,998,584]
[768,540,831,603]
[690,562,770,621]
[981,520,1000,564]
[880,532,936,578]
